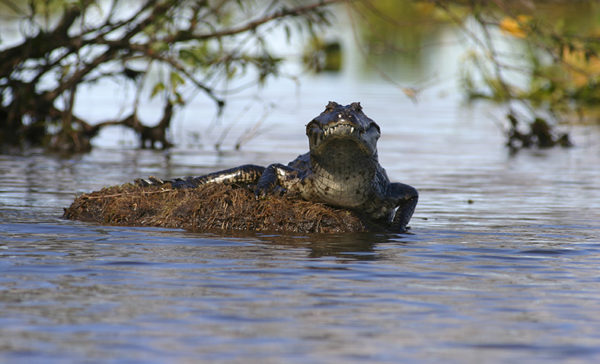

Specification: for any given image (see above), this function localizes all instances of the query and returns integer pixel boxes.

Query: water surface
[1,73,600,363]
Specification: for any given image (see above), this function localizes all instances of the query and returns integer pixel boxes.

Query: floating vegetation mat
[63,183,369,233]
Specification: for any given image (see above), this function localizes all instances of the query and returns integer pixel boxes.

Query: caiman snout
[306,101,381,157]
[306,114,364,137]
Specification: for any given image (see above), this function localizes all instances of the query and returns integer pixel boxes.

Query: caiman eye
[350,102,362,112]
[325,101,339,112]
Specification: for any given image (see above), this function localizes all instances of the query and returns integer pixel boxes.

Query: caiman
[137,102,418,232]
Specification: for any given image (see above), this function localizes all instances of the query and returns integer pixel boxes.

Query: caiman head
[306,101,381,160]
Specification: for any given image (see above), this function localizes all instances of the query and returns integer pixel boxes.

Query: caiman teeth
[322,123,359,137]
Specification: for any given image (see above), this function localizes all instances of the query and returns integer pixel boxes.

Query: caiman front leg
[388,182,419,232]
[136,164,265,188]
[255,163,302,198]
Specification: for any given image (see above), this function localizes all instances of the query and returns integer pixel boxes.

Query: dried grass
[63,183,371,233]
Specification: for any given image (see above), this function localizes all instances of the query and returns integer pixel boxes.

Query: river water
[2,64,600,362]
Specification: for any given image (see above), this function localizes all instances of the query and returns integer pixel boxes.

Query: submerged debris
[63,183,370,233]
[506,114,572,151]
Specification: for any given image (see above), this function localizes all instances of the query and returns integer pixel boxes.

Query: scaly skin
[137,102,418,231]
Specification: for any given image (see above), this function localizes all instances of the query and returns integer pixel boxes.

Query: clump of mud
[63,183,369,233]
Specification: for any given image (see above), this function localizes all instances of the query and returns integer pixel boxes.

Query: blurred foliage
[446,0,600,148]
[355,0,442,54]
[2,0,598,153]
[347,0,450,78]
[345,0,600,149]
[302,38,342,72]
[0,0,339,153]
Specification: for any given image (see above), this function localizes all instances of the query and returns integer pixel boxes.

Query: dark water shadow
[457,342,600,360]
[196,229,415,261]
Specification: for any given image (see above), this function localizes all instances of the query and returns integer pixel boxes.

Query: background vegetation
[1,0,599,153]
[0,0,338,153]
[347,0,600,150]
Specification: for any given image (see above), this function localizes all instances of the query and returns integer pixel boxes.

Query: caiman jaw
[321,121,361,137]
[308,119,376,156]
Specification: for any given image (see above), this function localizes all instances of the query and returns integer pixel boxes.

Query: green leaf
[284,24,291,43]
[150,41,169,53]
[173,91,185,105]
[150,82,165,98]
[169,71,185,89]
